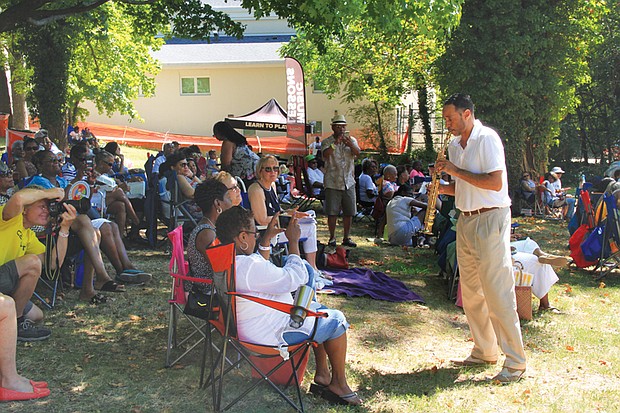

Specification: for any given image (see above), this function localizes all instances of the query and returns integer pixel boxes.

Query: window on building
[311,121,323,134]
[181,77,211,95]
[312,80,325,93]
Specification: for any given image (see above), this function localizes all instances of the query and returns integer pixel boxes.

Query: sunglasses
[178,162,189,168]
[261,166,278,173]
[105,162,114,167]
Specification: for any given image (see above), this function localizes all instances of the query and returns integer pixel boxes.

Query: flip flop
[89,293,107,305]
[0,384,50,401]
[309,382,327,396]
[97,280,126,293]
[319,388,362,406]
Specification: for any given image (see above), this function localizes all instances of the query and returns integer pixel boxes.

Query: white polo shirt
[448,119,511,212]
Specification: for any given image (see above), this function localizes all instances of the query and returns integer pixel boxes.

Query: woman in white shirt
[215,206,361,406]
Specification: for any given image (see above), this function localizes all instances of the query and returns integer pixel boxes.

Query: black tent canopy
[225,98,311,133]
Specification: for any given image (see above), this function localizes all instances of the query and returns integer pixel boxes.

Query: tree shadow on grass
[357,365,492,400]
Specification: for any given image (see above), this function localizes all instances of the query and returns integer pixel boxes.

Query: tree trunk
[0,68,12,116]
[575,106,589,164]
[10,91,28,130]
[417,86,433,153]
[373,101,388,158]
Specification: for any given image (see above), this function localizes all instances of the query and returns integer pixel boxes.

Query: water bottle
[580,174,586,188]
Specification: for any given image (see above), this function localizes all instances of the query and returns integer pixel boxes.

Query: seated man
[305,155,324,197]
[0,293,50,400]
[385,184,428,246]
[0,187,76,341]
[358,159,378,209]
[520,172,537,203]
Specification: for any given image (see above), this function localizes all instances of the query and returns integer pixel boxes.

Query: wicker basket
[515,286,533,321]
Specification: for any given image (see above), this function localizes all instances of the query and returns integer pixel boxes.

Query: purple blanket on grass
[322,267,424,303]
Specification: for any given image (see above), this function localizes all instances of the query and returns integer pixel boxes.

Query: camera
[279,215,292,228]
[85,157,94,169]
[48,198,91,217]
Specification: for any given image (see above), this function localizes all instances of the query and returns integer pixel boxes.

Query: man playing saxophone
[435,93,526,384]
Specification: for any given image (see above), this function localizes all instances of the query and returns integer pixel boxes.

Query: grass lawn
[5,161,620,411]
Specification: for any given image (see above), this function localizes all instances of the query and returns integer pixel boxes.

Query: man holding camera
[0,187,76,341]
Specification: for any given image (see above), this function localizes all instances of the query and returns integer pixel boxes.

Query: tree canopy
[436,0,604,186]
[280,0,463,156]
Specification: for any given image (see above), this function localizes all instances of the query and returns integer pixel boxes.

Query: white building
[83,0,367,144]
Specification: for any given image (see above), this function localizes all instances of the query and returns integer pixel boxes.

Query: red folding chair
[204,243,327,413]
[165,225,217,375]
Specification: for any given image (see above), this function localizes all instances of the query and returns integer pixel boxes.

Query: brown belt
[461,207,499,217]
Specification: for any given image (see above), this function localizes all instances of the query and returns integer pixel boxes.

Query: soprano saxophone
[421,132,452,235]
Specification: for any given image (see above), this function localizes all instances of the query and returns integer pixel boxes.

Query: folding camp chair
[204,243,327,413]
[32,232,64,309]
[534,183,562,219]
[165,225,220,376]
[593,194,620,281]
[289,155,320,211]
[160,170,198,238]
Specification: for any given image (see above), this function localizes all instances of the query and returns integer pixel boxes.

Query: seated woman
[14,138,39,181]
[160,153,203,222]
[0,293,50,401]
[186,179,234,295]
[93,150,141,236]
[511,237,567,312]
[214,171,243,207]
[385,184,428,246]
[102,142,128,175]
[215,207,361,406]
[248,155,319,270]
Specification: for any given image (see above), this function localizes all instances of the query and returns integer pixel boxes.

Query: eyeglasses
[261,166,278,173]
[178,162,189,168]
[227,185,240,192]
[105,162,114,167]
[0,172,12,178]
[44,158,59,164]
[25,146,38,151]
[240,230,259,239]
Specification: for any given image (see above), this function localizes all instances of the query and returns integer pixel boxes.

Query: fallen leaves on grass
[129,314,142,321]
[359,258,383,266]
[599,360,608,366]
[598,282,606,288]
[566,345,575,352]
[563,284,573,294]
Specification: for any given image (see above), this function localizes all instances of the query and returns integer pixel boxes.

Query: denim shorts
[283,307,349,345]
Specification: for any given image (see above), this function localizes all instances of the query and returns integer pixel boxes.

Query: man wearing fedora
[322,115,360,248]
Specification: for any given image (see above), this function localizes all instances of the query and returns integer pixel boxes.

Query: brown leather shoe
[451,356,497,367]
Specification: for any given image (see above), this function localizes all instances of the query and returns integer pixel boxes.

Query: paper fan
[67,180,91,200]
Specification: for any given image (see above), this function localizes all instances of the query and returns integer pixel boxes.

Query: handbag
[184,289,218,320]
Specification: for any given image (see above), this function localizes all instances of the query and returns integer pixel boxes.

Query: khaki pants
[456,207,526,370]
